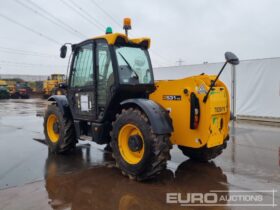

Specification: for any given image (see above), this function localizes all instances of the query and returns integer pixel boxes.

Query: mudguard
[48,95,70,116]
[120,98,173,135]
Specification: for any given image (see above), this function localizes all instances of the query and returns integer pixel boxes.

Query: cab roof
[91,33,151,49]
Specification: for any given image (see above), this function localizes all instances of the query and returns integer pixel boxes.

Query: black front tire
[44,104,77,153]
[110,108,172,181]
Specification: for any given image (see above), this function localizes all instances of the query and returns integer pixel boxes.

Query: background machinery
[0,80,10,99]
[9,81,31,99]
[43,18,239,181]
[43,74,65,98]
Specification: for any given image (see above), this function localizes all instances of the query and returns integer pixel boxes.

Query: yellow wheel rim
[47,114,60,143]
[118,124,144,165]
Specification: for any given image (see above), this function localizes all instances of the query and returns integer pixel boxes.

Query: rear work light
[190,93,200,129]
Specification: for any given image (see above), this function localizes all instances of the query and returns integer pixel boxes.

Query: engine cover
[149,74,230,148]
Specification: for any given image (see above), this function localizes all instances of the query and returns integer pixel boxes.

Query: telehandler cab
[44,18,239,181]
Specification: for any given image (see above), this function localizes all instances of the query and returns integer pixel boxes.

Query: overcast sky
[0,0,279,75]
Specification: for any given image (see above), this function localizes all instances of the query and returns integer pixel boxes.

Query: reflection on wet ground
[0,99,279,210]
[44,151,228,210]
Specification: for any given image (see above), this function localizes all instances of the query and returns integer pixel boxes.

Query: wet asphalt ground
[0,98,279,210]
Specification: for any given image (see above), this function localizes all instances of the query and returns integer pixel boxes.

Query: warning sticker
[81,95,89,111]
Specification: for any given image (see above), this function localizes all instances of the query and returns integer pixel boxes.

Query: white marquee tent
[154,57,280,121]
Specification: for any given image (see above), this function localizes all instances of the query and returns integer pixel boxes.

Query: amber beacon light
[123,17,132,36]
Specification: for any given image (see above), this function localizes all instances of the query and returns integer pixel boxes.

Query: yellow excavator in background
[43,74,65,99]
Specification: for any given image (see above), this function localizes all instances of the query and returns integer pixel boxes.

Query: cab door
[96,40,114,120]
[67,41,97,121]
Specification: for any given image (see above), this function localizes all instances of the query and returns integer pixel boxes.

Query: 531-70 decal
[162,95,182,101]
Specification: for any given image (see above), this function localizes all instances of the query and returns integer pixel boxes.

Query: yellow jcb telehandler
[43,18,239,181]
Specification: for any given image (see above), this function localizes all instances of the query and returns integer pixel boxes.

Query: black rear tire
[178,140,228,162]
[52,87,65,96]
[20,94,29,99]
[43,94,50,99]
[11,92,20,99]
[44,104,77,153]
[111,108,172,181]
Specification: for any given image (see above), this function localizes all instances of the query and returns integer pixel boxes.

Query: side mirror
[225,52,239,65]
[60,45,67,58]
[58,83,67,89]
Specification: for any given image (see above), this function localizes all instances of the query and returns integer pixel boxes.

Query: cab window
[71,43,94,88]
[97,41,114,107]
[115,46,153,85]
